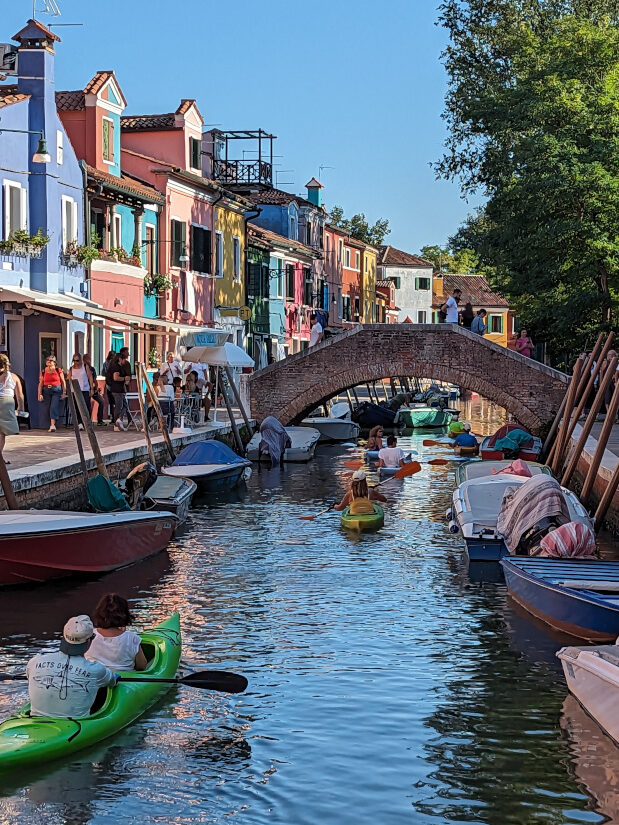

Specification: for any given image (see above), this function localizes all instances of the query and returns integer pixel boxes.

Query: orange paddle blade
[299,514,318,521]
[422,439,442,447]
[393,460,421,478]
[343,460,364,470]
[427,458,449,465]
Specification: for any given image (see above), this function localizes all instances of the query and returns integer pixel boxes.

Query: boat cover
[494,429,535,454]
[172,440,245,467]
[487,423,534,449]
[460,477,528,527]
[258,416,292,468]
[330,402,351,420]
[538,522,597,559]
[491,459,533,478]
[408,408,449,427]
[497,475,570,554]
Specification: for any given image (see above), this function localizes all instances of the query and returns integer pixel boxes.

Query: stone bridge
[249,324,568,433]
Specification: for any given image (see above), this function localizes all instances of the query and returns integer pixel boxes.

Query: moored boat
[340,504,384,532]
[455,460,552,486]
[0,613,182,770]
[480,423,542,462]
[454,443,479,457]
[0,510,176,586]
[143,475,197,525]
[163,441,251,494]
[300,416,360,442]
[246,426,320,463]
[558,648,619,748]
[350,401,397,429]
[396,407,453,428]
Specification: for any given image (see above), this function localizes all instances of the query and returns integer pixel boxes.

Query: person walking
[309,313,324,346]
[102,350,116,424]
[514,329,534,358]
[68,354,94,431]
[107,351,131,432]
[83,354,105,426]
[471,309,487,336]
[0,354,24,452]
[460,301,475,329]
[440,288,461,324]
[37,354,65,432]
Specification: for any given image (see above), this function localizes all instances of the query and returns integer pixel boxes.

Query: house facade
[377,246,434,324]
[375,280,399,323]
[432,273,513,347]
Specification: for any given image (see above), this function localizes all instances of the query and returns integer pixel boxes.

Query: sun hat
[352,470,366,481]
[60,615,94,656]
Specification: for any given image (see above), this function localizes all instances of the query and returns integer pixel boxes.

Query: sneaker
[113,424,121,432]
[48,424,56,433]
[78,423,84,431]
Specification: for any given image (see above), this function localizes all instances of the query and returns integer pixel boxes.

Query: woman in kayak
[366,425,384,451]
[334,470,386,514]
[86,594,147,671]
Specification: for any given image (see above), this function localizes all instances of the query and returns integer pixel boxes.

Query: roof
[377,245,433,268]
[247,223,320,259]
[432,274,509,309]
[246,187,319,211]
[84,70,114,95]
[324,223,375,250]
[85,164,165,204]
[13,19,60,44]
[0,84,29,109]
[121,100,202,132]
[56,70,126,111]
[376,279,394,288]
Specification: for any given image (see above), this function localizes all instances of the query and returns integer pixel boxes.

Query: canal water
[0,400,616,824]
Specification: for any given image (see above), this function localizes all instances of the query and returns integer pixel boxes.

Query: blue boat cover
[172,440,245,467]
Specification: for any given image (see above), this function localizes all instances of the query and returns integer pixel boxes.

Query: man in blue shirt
[454,423,478,449]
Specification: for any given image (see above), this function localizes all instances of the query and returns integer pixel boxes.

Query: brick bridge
[249,324,568,433]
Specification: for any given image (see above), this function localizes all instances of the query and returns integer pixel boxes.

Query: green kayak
[0,613,181,771]
[340,504,384,532]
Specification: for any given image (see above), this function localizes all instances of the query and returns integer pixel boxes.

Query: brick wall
[249,324,568,433]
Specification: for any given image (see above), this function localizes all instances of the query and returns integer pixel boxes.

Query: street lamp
[0,125,51,163]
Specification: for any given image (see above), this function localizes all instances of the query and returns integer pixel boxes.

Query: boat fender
[448,520,459,534]
[242,467,252,482]
[445,507,453,520]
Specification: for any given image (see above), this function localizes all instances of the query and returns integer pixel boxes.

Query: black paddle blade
[0,672,26,681]
[179,670,248,694]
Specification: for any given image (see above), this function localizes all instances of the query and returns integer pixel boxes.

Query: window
[215,231,224,278]
[61,195,78,251]
[189,137,201,171]
[111,331,124,352]
[91,210,105,248]
[233,235,241,282]
[365,256,369,274]
[102,118,114,163]
[306,220,312,246]
[417,310,427,323]
[338,239,343,262]
[113,213,122,250]
[355,251,360,270]
[354,296,360,320]
[325,234,330,255]
[390,276,401,290]
[145,225,156,274]
[289,216,296,240]
[190,225,212,274]
[489,314,503,334]
[342,295,351,322]
[303,268,313,306]
[344,248,351,268]
[56,130,63,165]
[415,276,431,290]
[337,287,342,319]
[271,258,283,298]
[171,220,186,268]
[3,181,26,238]
[285,264,295,301]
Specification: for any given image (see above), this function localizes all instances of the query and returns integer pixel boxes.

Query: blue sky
[6,0,479,252]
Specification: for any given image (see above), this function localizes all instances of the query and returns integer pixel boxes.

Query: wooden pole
[562,356,618,487]
[351,385,360,404]
[71,379,109,480]
[136,363,157,468]
[543,392,568,465]
[219,368,244,454]
[142,371,176,462]
[224,366,253,434]
[594,460,619,532]
[550,357,583,476]
[0,453,18,510]
[346,388,355,411]
[581,379,619,506]
[562,332,614,448]
[380,379,389,403]
[67,382,89,487]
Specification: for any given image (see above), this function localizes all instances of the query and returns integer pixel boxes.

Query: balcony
[212,159,272,187]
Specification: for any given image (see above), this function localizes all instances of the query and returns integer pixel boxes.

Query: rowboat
[0,613,182,769]
[143,475,197,525]
[300,416,360,442]
[0,510,175,587]
[351,401,397,429]
[396,407,453,428]
[558,644,619,746]
[480,423,542,462]
[501,557,619,641]
[340,504,384,532]
[455,460,552,486]
[246,426,320,463]
[163,440,251,494]
[454,443,479,457]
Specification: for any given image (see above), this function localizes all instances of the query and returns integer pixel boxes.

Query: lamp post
[0,125,51,163]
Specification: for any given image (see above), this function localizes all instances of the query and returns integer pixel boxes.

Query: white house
[376,246,434,323]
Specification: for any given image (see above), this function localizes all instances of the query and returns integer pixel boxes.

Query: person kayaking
[26,615,118,718]
[334,470,387,514]
[85,594,147,672]
[378,435,406,469]
[448,419,465,439]
[453,422,478,450]
[366,425,384,451]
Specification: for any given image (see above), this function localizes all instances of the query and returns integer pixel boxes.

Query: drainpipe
[211,189,225,330]
[244,206,262,353]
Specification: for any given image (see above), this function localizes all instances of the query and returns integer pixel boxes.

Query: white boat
[558,644,619,745]
[246,426,320,463]
[455,460,553,485]
[300,414,360,442]
[330,401,352,419]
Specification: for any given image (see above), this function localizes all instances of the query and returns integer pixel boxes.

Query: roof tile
[85,164,165,204]
[55,89,84,110]
[84,70,114,95]
[0,84,29,109]
[378,245,433,268]
[121,112,177,131]
[433,274,509,309]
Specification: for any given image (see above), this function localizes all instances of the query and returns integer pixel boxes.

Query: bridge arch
[249,324,568,433]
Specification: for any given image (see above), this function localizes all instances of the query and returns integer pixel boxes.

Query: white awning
[0,286,101,311]
[181,342,254,368]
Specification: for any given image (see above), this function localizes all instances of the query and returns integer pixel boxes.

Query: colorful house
[0,20,92,425]
[432,273,513,347]
[360,245,378,323]
[377,246,434,324]
[375,280,399,323]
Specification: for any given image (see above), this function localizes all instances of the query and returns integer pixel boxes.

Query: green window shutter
[171,220,186,268]
[190,226,212,273]
[190,138,201,170]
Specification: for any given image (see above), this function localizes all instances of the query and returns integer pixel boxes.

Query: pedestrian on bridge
[441,288,461,324]
[471,309,487,336]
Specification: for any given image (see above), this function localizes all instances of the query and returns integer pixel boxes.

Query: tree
[436,0,619,359]
[329,206,391,246]
[419,245,480,274]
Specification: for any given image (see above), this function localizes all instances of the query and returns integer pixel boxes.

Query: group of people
[150,352,214,428]
[27,594,146,719]
[335,428,408,513]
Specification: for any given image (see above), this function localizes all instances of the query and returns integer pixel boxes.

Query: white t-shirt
[445,296,459,324]
[71,364,90,391]
[160,361,183,385]
[0,372,16,398]
[158,384,175,400]
[309,322,323,346]
[27,650,116,718]
[378,446,404,468]
[85,629,142,671]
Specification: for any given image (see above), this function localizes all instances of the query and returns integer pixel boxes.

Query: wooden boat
[0,510,175,586]
[455,460,552,486]
[163,441,251,494]
[558,645,619,746]
[246,426,320,463]
[451,476,590,562]
[480,423,542,462]
[501,557,619,641]
[300,416,359,442]
[143,475,197,525]
[396,407,453,428]
[454,443,479,457]
[350,401,397,429]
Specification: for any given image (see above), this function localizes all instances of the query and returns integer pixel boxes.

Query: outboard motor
[125,462,157,509]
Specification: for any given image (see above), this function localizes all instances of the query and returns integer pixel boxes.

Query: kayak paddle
[0,669,248,694]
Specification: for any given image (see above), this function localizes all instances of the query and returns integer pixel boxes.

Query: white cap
[352,470,366,481]
[60,615,94,655]
[462,422,471,432]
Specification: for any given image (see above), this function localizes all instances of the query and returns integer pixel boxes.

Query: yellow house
[432,273,513,348]
[361,245,378,323]
[214,193,251,346]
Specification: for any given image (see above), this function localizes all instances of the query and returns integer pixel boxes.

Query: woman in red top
[514,328,534,359]
[37,356,66,432]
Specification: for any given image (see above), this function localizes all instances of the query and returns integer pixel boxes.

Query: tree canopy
[419,245,481,275]
[437,0,619,360]
[329,206,391,246]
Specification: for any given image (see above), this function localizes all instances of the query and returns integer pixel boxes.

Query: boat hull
[163,463,250,494]
[397,408,452,428]
[351,402,397,429]
[480,435,542,462]
[300,418,360,443]
[0,512,175,586]
[0,613,181,769]
[558,647,619,745]
[247,426,320,463]
[464,537,507,563]
[146,476,197,526]
[340,505,384,532]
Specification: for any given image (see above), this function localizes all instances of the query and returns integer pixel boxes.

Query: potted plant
[28,228,50,257]
[144,273,173,296]
[10,229,31,256]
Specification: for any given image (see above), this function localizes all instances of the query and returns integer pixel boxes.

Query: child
[85,593,147,671]
[172,376,183,399]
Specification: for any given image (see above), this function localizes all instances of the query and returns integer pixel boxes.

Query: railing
[212,159,273,186]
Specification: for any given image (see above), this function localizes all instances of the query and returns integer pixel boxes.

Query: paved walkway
[588,421,619,458]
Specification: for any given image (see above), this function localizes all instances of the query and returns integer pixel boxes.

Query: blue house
[0,19,91,426]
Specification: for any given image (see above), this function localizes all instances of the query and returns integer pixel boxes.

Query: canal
[0,400,614,824]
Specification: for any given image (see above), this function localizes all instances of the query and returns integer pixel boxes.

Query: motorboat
[502,558,619,641]
[480,423,542,462]
[351,401,397,429]
[558,645,619,745]
[246,426,320,463]
[300,414,360,442]
[396,407,453,428]
[163,440,251,494]
[143,475,197,525]
[455,460,552,486]
[0,509,176,586]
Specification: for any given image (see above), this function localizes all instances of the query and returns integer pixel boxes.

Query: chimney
[305,177,323,208]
